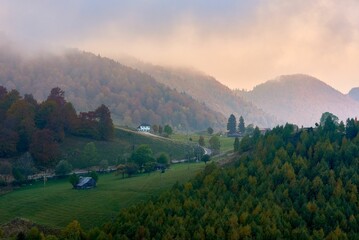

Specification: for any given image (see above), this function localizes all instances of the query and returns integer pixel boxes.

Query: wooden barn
[75,177,96,189]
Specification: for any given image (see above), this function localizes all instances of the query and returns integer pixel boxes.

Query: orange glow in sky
[1,0,359,93]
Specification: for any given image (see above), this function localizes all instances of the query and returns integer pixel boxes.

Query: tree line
[115,145,170,179]
[227,114,247,135]
[0,86,114,178]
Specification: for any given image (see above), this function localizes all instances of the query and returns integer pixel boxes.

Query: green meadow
[171,133,236,153]
[0,128,235,230]
[0,163,205,229]
[60,127,188,167]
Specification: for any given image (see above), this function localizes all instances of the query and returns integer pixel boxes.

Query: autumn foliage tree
[0,85,114,170]
[29,129,60,169]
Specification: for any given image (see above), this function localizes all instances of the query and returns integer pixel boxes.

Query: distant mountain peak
[238,74,359,126]
[348,87,359,102]
[263,74,327,87]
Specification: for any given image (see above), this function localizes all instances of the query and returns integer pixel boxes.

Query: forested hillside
[0,44,224,131]
[122,58,278,128]
[32,115,358,239]
[236,74,359,127]
[20,114,359,239]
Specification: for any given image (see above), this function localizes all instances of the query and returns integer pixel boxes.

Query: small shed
[75,177,96,189]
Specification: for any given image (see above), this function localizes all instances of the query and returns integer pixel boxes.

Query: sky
[1,0,359,93]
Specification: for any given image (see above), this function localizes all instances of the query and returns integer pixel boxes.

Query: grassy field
[60,128,235,168]
[0,128,231,230]
[61,127,188,167]
[171,133,236,153]
[0,162,205,229]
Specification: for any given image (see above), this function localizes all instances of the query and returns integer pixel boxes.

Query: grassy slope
[171,133,235,153]
[0,129,235,230]
[0,163,204,229]
[60,127,188,167]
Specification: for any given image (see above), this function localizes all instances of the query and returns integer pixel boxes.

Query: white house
[137,124,151,132]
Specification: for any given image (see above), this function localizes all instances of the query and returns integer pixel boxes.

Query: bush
[201,154,211,164]
[55,160,72,176]
[12,168,25,182]
[144,162,157,173]
[99,159,109,172]
[61,220,85,240]
[89,171,99,182]
[0,178,7,187]
[157,152,170,165]
[69,173,79,188]
[26,227,44,240]
[125,163,139,177]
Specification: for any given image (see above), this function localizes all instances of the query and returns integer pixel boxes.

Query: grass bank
[0,162,205,229]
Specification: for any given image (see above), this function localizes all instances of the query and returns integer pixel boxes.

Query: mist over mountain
[121,57,279,128]
[348,87,359,102]
[0,45,225,131]
[236,74,359,127]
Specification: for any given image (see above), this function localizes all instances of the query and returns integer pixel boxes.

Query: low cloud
[1,0,359,92]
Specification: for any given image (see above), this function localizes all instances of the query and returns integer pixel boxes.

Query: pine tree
[234,137,240,152]
[95,104,114,140]
[227,114,237,134]
[238,116,245,134]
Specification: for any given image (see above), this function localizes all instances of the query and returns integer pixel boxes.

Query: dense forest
[0,45,224,130]
[21,114,359,239]
[0,85,114,172]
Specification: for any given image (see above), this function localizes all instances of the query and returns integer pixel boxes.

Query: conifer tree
[238,116,245,134]
[234,137,240,152]
[227,114,237,134]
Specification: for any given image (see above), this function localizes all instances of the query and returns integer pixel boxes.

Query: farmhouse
[137,123,151,132]
[75,177,96,189]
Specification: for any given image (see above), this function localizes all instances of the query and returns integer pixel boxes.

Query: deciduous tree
[130,144,154,168]
[157,152,170,165]
[209,135,220,152]
[198,136,205,146]
[29,129,60,170]
[201,154,210,164]
[164,124,173,136]
[55,160,72,176]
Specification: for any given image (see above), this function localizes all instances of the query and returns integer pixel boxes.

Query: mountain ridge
[236,74,359,126]
[0,46,225,131]
[120,57,279,128]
